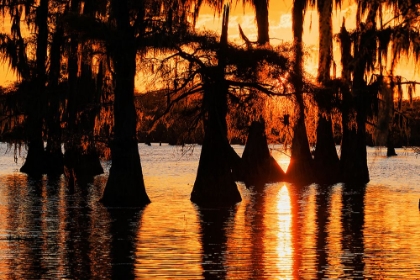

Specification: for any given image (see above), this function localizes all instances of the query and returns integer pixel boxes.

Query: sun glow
[276,184,293,278]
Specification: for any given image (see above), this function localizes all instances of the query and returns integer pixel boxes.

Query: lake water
[0,143,420,279]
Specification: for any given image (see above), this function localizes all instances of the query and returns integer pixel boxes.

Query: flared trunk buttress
[20,83,46,176]
[101,140,150,206]
[241,120,285,187]
[286,115,314,184]
[313,115,340,184]
[101,0,150,206]
[191,125,242,207]
[20,127,45,176]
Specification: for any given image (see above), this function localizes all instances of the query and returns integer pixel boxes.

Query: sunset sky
[196,1,356,77]
[197,1,418,85]
[0,1,417,91]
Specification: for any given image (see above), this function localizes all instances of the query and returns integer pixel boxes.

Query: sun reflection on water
[275,185,293,279]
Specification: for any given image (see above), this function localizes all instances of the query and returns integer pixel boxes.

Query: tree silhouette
[100,0,151,206]
[312,0,341,184]
[62,0,104,186]
[144,4,291,205]
[286,0,314,184]
[16,0,49,176]
[338,0,420,183]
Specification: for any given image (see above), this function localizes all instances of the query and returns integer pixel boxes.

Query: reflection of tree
[64,180,94,279]
[341,184,365,278]
[198,207,235,279]
[2,173,146,279]
[245,189,266,277]
[4,176,56,279]
[108,208,145,279]
[315,185,333,279]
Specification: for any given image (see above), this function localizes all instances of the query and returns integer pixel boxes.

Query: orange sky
[0,1,418,90]
[197,1,418,85]
[196,1,349,82]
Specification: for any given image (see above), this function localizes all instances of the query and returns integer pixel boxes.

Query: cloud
[278,14,292,29]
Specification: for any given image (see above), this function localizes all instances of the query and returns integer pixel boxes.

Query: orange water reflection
[0,145,420,278]
[275,185,293,278]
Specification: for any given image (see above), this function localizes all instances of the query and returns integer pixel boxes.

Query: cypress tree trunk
[63,0,79,186]
[286,114,314,184]
[340,80,369,184]
[242,119,285,187]
[254,0,269,45]
[386,128,397,157]
[191,77,241,206]
[101,0,150,206]
[316,0,332,84]
[20,110,45,176]
[45,26,64,175]
[313,0,340,184]
[340,7,375,184]
[313,114,340,183]
[287,0,314,184]
[20,0,49,176]
[338,20,369,184]
[191,6,241,207]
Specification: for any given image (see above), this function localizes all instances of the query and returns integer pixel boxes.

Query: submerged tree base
[191,132,242,207]
[313,116,341,184]
[241,120,285,187]
[64,149,104,188]
[101,140,150,207]
[286,118,314,185]
[340,128,370,184]
[20,140,47,176]
[45,150,64,175]
[386,146,397,157]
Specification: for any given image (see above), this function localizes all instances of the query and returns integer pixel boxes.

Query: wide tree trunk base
[64,152,103,188]
[340,129,370,184]
[242,120,285,187]
[191,134,241,207]
[20,141,46,176]
[386,146,397,157]
[45,150,64,175]
[101,141,150,207]
[286,118,314,185]
[313,116,341,184]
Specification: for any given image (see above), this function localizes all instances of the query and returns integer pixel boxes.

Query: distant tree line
[0,0,419,207]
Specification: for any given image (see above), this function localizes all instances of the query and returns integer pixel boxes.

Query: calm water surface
[0,143,420,279]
